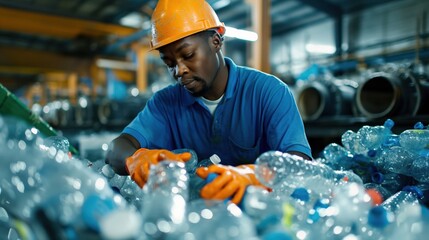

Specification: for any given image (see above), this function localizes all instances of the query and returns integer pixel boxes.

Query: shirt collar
[181,57,238,106]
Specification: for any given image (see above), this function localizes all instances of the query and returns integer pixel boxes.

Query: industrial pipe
[354,65,423,119]
[294,79,358,121]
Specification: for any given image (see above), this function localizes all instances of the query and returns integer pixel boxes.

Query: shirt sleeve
[122,93,173,149]
[264,78,312,158]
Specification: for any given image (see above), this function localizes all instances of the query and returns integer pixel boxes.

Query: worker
[105,0,312,204]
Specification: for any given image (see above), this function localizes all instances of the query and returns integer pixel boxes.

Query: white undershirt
[200,95,224,115]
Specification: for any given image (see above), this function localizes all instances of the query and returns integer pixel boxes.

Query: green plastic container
[0,83,78,155]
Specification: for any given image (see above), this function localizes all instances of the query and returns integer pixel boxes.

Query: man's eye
[184,52,194,59]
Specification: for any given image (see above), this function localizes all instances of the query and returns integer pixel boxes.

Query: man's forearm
[105,134,140,175]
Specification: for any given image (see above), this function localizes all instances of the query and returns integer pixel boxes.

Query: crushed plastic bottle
[255,151,360,197]
[358,119,394,150]
[399,123,429,153]
[381,186,423,213]
[140,161,189,239]
[322,143,354,170]
[186,199,257,240]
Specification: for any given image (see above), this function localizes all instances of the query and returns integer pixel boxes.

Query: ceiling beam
[0,46,92,74]
[0,7,137,40]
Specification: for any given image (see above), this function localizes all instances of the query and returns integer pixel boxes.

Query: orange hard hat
[150,0,226,50]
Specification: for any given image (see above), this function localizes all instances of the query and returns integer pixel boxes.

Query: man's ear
[212,33,223,52]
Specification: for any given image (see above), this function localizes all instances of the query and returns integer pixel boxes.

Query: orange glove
[125,148,192,187]
[196,164,268,205]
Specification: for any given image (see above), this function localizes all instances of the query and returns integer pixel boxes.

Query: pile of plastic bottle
[0,115,428,240]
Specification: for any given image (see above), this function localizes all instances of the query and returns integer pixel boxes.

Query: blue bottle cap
[367,149,377,158]
[81,194,118,231]
[313,198,330,209]
[291,187,310,202]
[368,206,390,228]
[384,119,394,129]
[402,186,424,199]
[371,172,384,184]
[414,122,425,129]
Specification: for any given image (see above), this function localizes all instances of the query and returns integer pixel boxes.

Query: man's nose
[174,61,188,79]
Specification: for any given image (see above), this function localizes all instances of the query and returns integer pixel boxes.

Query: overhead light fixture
[119,12,144,28]
[305,44,336,54]
[224,26,258,42]
[212,0,231,9]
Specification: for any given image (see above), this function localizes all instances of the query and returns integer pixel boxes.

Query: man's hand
[196,164,268,205]
[125,148,192,187]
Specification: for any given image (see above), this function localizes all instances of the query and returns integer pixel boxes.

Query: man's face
[158,32,221,97]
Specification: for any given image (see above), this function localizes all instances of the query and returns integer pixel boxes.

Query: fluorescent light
[96,59,136,71]
[305,44,336,54]
[212,0,230,9]
[119,12,144,28]
[224,26,258,42]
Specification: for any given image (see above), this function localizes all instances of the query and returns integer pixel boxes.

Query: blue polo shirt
[123,57,311,165]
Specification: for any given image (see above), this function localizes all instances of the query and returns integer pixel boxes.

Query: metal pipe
[295,79,358,121]
[355,65,422,119]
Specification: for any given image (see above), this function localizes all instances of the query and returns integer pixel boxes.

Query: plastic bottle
[0,207,11,240]
[409,155,429,183]
[81,194,141,240]
[357,119,394,150]
[389,203,429,240]
[140,161,189,239]
[254,151,357,192]
[399,124,429,153]
[377,146,415,176]
[359,205,395,240]
[240,185,284,233]
[172,148,198,174]
[186,199,257,240]
[322,143,354,170]
[188,154,222,201]
[341,130,367,155]
[90,159,145,209]
[41,135,70,154]
[322,182,376,240]
[0,133,136,239]
[381,186,423,213]
[364,183,392,203]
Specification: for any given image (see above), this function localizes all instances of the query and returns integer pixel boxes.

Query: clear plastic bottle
[389,203,429,240]
[410,155,429,183]
[91,159,145,209]
[357,119,394,150]
[172,148,198,174]
[0,134,134,239]
[381,186,423,213]
[341,130,367,155]
[322,182,375,240]
[359,205,395,240]
[255,151,355,191]
[81,194,141,240]
[140,161,189,239]
[322,143,354,170]
[399,126,429,153]
[364,182,392,203]
[41,135,70,154]
[186,199,257,240]
[378,146,415,175]
[240,186,284,233]
[188,154,222,201]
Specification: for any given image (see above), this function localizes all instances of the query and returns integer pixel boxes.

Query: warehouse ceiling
[0,0,398,78]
